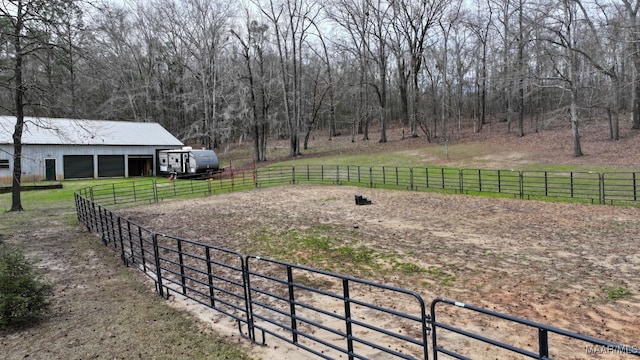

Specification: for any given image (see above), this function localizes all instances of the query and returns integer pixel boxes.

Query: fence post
[205,247,215,307]
[337,165,340,184]
[177,238,186,295]
[369,167,373,188]
[253,165,257,188]
[153,180,158,203]
[287,266,298,344]
[152,234,164,298]
[599,173,604,204]
[634,172,637,201]
[112,183,117,205]
[343,279,354,360]
[544,171,548,197]
[90,201,97,233]
[410,167,414,190]
[426,168,430,188]
[117,217,127,265]
[570,172,574,198]
[126,221,135,263]
[98,207,106,245]
[138,227,146,271]
[519,171,524,199]
[539,328,549,359]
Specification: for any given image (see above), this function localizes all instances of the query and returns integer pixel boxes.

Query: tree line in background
[2,0,640,166]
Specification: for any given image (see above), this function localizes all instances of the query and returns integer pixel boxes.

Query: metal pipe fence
[258,166,639,205]
[245,256,430,360]
[430,298,640,359]
[73,165,640,359]
[77,166,640,208]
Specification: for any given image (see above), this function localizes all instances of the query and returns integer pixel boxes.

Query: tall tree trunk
[634,75,640,129]
[611,76,620,140]
[11,1,25,212]
[479,41,487,132]
[566,0,582,157]
[570,87,582,157]
[623,0,640,129]
[517,0,525,138]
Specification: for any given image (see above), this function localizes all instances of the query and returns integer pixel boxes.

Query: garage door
[98,155,125,177]
[63,155,93,179]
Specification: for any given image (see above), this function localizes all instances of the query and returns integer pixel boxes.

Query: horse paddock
[119,185,640,359]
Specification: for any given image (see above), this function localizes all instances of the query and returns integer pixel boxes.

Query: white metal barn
[0,116,183,183]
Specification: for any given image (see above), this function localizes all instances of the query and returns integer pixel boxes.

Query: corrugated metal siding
[0,144,177,183]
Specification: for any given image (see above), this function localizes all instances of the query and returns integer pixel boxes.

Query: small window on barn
[0,159,9,169]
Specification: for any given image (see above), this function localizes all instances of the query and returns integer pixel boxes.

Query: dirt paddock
[120,185,640,359]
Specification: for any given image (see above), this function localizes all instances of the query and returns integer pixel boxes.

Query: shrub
[0,244,53,328]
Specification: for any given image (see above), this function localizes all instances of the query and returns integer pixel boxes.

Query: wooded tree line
[2,0,640,164]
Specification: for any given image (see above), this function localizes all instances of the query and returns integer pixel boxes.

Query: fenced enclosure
[75,165,640,207]
[73,164,640,359]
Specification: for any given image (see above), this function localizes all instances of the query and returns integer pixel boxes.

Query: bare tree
[539,0,583,156]
[232,9,271,162]
[327,0,373,141]
[466,0,492,132]
[391,0,447,139]
[572,0,623,140]
[491,0,517,133]
[450,14,475,131]
[0,0,82,211]
[621,0,640,129]
[366,0,393,143]
[437,2,462,143]
[516,0,526,137]
[178,0,234,148]
[258,0,322,156]
[309,17,338,139]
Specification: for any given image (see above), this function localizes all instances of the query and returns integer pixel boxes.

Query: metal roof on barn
[0,116,183,146]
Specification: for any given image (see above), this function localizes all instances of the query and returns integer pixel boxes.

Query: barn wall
[0,144,176,183]
[0,145,13,183]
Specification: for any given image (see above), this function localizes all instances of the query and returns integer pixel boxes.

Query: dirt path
[0,205,252,360]
[120,185,640,359]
